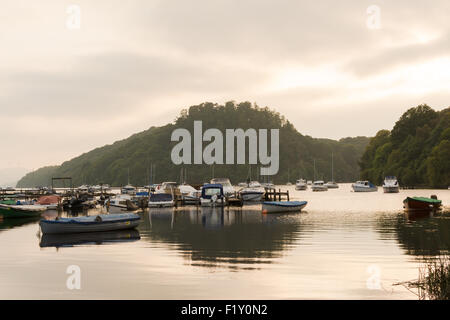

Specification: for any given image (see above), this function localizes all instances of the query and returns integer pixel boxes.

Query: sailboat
[325,153,339,189]
[312,160,328,192]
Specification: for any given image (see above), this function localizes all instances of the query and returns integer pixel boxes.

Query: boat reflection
[140,206,304,270]
[0,216,40,231]
[39,229,141,248]
[377,211,450,256]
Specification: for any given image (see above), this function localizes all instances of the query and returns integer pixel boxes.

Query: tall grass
[416,255,450,300]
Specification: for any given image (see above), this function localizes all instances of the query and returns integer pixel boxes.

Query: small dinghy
[262,201,307,214]
[0,204,46,219]
[39,213,141,234]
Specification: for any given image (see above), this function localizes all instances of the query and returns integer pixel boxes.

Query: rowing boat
[0,204,46,218]
[262,201,308,213]
[403,196,442,211]
[39,213,141,234]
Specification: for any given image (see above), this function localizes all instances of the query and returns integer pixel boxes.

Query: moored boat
[0,204,46,219]
[352,181,378,192]
[148,193,174,208]
[262,201,308,213]
[295,179,307,190]
[210,178,235,196]
[39,213,141,234]
[200,184,225,207]
[383,176,400,193]
[403,196,442,211]
[239,181,265,201]
[311,181,328,192]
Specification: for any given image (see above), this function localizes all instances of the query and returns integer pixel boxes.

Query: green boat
[403,196,442,211]
[0,204,46,219]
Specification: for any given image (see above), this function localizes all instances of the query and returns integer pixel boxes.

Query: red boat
[403,196,442,211]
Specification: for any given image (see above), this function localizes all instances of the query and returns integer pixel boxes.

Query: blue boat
[262,201,308,213]
[39,213,141,234]
[200,184,225,207]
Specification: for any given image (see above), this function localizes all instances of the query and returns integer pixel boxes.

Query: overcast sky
[1,0,449,177]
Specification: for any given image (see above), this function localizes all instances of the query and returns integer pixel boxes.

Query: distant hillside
[360,104,450,188]
[17,102,370,187]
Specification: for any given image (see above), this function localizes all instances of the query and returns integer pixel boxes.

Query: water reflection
[0,217,40,231]
[140,207,304,270]
[377,211,450,256]
[40,229,141,248]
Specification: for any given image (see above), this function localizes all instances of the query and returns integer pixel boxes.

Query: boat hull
[311,186,328,192]
[403,197,442,211]
[352,186,378,192]
[240,191,264,201]
[0,205,45,219]
[262,201,307,213]
[295,185,307,191]
[383,186,399,193]
[39,214,141,234]
[148,201,174,208]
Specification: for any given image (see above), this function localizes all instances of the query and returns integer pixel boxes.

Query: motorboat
[311,181,328,192]
[178,184,201,204]
[148,193,175,208]
[295,179,307,190]
[200,184,225,207]
[352,181,378,192]
[210,178,235,196]
[325,181,339,189]
[107,194,133,210]
[307,180,312,185]
[239,181,265,201]
[39,213,141,234]
[155,182,179,194]
[383,176,400,193]
[262,201,308,213]
[121,184,137,195]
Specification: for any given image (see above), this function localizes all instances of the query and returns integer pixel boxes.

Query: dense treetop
[17,101,370,187]
[360,104,449,188]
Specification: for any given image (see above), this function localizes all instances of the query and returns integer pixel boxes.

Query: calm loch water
[0,184,449,299]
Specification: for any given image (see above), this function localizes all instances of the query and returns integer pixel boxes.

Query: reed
[416,255,450,300]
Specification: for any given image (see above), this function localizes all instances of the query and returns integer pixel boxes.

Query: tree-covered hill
[17,102,370,187]
[360,104,450,188]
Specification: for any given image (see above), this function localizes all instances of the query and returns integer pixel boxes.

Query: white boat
[352,181,378,192]
[325,181,339,189]
[325,152,339,189]
[155,182,178,194]
[200,184,225,207]
[295,179,307,190]
[179,184,200,204]
[148,193,174,208]
[121,184,136,195]
[383,176,400,193]
[239,181,265,201]
[107,194,133,210]
[39,213,141,234]
[307,180,312,185]
[210,178,235,196]
[77,185,90,192]
[311,181,328,192]
[262,201,308,213]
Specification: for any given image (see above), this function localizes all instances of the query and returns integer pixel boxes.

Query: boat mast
[331,152,334,182]
[313,160,316,181]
